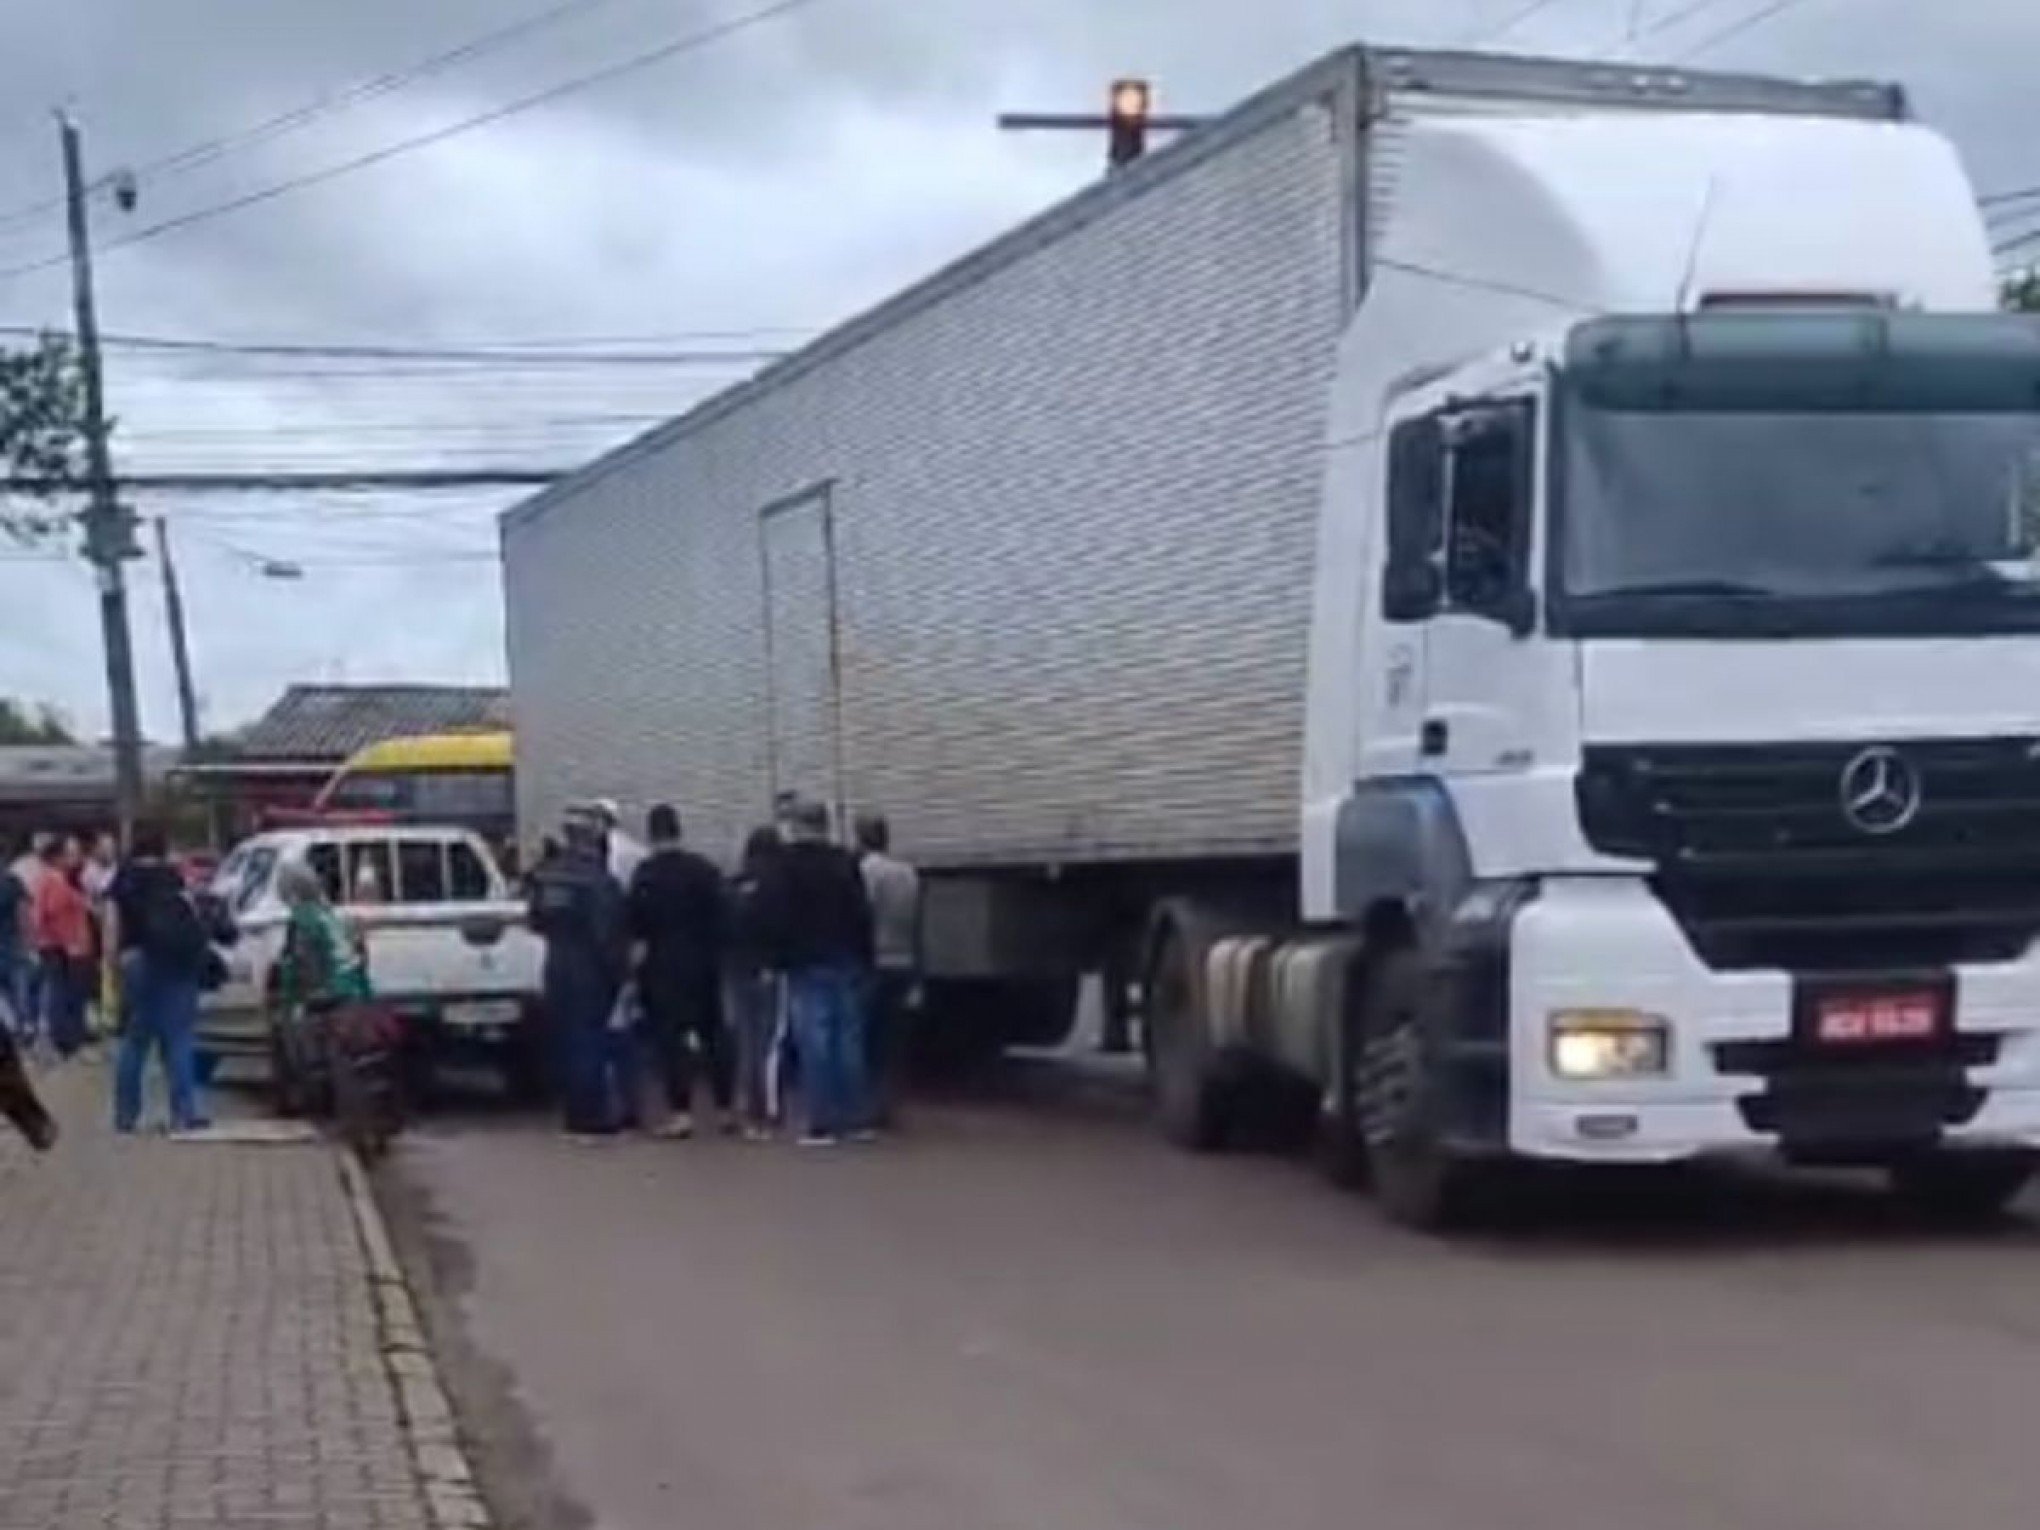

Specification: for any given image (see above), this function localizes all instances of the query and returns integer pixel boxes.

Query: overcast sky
[0,0,2034,739]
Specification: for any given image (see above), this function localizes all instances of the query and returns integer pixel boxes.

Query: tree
[2002,271,2040,314]
[0,333,88,548]
[0,697,77,746]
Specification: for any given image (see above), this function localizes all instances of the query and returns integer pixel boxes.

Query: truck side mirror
[1495,584,1536,639]
[1383,560,1443,621]
[1383,415,1444,623]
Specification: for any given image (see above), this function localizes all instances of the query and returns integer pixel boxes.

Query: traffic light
[1107,78,1151,169]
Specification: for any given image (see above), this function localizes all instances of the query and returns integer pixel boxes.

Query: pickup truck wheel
[1356,947,1480,1231]
[1147,921,1233,1152]
[1888,1151,2036,1225]
[504,1017,552,1107]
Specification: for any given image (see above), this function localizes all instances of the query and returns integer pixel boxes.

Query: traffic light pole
[60,112,145,845]
[997,80,1204,171]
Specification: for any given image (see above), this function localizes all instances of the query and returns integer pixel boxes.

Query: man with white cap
[568,799,647,886]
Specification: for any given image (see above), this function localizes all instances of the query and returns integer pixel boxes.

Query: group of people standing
[1,831,120,1060]
[527,794,921,1147]
[0,826,223,1139]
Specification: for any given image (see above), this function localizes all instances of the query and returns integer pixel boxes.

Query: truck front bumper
[1507,877,2040,1164]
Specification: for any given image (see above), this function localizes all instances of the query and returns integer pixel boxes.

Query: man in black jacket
[628,805,729,1138]
[756,797,874,1145]
[527,817,633,1138]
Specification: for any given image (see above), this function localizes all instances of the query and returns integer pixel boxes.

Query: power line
[1672,0,1821,61]
[1372,253,1587,312]
[1607,0,1742,51]
[0,0,833,286]
[1981,184,2040,213]
[1991,223,2040,259]
[1463,0,1577,47]
[0,323,786,365]
[0,0,631,239]
[14,469,566,493]
[117,413,666,440]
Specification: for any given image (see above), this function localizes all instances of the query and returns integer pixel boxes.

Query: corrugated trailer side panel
[504,61,1358,869]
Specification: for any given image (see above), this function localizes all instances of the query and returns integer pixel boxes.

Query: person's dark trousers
[724,972,781,1128]
[602,1015,644,1131]
[114,950,203,1133]
[41,952,89,1058]
[643,971,730,1118]
[548,965,621,1134]
[0,1020,54,1149]
[0,946,31,1040]
[787,965,870,1138]
[866,969,914,1127]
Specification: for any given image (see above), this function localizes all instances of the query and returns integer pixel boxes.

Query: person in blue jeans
[109,827,211,1134]
[756,797,875,1146]
[0,853,31,1043]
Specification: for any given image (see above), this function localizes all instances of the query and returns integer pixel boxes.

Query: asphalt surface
[376,1058,2040,1530]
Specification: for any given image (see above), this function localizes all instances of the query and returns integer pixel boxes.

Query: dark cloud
[0,0,2035,732]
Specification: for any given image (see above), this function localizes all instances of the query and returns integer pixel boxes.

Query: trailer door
[758,485,844,818]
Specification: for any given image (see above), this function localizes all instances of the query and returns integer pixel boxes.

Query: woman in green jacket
[275,861,371,1009]
[272,860,378,1121]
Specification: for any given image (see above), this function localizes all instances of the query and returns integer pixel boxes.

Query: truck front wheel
[1887,1151,2036,1225]
[1355,947,1482,1230]
[1146,921,1234,1152]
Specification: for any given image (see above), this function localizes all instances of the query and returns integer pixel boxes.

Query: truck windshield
[1557,404,2040,638]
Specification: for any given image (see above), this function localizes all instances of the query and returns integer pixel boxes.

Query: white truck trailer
[503,45,2040,1224]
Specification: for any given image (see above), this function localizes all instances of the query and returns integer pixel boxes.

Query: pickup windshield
[1558,405,2040,637]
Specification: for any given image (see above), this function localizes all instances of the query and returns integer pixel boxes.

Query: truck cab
[1292,105,2040,1222]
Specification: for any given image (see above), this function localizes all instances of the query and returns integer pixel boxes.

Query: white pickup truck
[200,824,547,1099]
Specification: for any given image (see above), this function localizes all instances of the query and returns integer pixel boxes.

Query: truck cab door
[1380,394,1544,776]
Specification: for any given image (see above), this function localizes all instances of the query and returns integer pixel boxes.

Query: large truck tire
[1317,971,1370,1189]
[1145,913,1237,1152]
[1887,1151,2036,1225]
[1355,946,1484,1230]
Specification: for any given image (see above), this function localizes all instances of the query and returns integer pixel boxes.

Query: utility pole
[59,112,144,845]
[153,518,199,752]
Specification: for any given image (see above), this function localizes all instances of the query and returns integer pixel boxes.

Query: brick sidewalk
[0,1060,436,1530]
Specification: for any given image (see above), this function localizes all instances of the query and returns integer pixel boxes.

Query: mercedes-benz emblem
[1838,746,1922,836]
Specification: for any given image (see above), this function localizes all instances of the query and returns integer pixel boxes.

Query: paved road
[0,1059,436,1530]
[380,1061,2040,1530]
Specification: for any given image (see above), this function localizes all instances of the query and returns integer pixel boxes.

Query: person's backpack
[137,870,212,973]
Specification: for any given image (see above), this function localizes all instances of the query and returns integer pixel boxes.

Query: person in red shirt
[32,836,93,1059]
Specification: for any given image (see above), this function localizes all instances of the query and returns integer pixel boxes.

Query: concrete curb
[338,1149,495,1530]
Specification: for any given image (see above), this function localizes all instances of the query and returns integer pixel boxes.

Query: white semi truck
[503,45,2040,1224]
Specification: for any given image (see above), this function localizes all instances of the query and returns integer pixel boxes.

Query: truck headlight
[1548,1009,1670,1079]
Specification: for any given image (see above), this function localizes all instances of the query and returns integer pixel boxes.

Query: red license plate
[1814,992,1943,1045]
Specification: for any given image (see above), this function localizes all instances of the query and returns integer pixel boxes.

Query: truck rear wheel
[1146,920,1234,1152]
[1887,1151,2036,1225]
[1317,979,1369,1189]
[1356,947,1482,1230]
